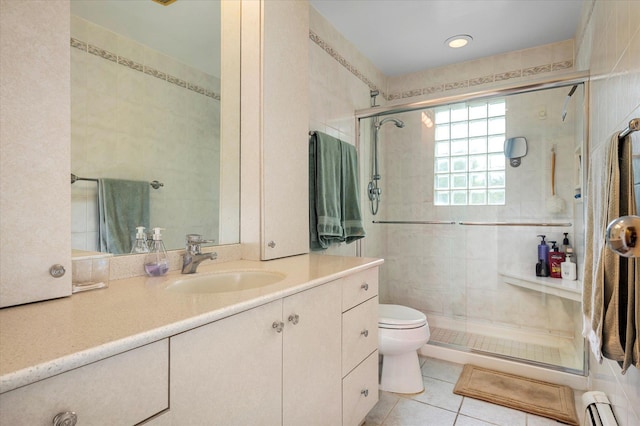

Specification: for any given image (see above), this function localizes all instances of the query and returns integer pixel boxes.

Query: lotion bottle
[144,227,169,276]
[561,248,577,280]
[536,235,550,277]
[131,226,150,254]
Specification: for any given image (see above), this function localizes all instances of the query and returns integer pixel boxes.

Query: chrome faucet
[181,234,216,274]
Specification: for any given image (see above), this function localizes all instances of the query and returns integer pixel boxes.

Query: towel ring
[606,216,640,257]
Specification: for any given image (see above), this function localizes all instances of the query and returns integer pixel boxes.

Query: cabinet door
[0,0,71,307]
[283,281,342,425]
[170,300,283,425]
[0,340,168,425]
[261,0,310,260]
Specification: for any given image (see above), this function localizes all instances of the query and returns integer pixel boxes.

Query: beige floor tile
[409,376,463,412]
[383,398,457,426]
[421,357,464,384]
[459,397,526,426]
[366,390,401,425]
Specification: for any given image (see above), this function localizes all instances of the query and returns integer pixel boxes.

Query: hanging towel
[98,178,150,255]
[309,131,365,249]
[582,133,640,373]
[342,142,366,243]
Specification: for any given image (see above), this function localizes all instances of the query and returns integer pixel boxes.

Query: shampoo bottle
[548,241,565,278]
[561,248,577,280]
[144,227,169,276]
[131,226,150,254]
[536,235,550,277]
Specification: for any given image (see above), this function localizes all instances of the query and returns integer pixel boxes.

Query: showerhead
[376,117,405,129]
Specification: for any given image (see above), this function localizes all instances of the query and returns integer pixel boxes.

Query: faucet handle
[185,234,215,255]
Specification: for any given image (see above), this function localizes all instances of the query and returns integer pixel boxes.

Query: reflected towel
[309,132,365,249]
[98,178,150,254]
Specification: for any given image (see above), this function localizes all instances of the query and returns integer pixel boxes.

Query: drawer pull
[288,314,300,325]
[53,412,77,426]
[361,389,369,397]
[272,321,284,333]
[361,329,369,337]
[361,282,369,291]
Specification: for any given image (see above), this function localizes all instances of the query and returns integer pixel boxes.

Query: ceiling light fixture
[445,34,473,49]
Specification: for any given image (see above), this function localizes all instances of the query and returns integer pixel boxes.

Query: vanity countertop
[0,254,383,394]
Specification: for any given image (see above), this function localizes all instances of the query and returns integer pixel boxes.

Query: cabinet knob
[361,329,369,337]
[288,314,300,325]
[361,389,369,397]
[272,321,284,333]
[53,412,77,426]
[361,282,369,291]
[268,240,276,248]
[49,264,66,278]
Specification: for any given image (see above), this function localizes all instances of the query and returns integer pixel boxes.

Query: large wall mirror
[70,0,240,255]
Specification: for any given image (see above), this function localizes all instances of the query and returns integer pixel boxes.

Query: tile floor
[365,357,583,426]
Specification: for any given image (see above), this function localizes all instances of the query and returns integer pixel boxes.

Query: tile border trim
[308,30,573,102]
[70,37,221,101]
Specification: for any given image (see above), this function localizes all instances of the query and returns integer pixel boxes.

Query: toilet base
[379,350,424,394]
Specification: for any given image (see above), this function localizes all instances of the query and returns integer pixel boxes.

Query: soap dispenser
[131,226,150,254]
[144,227,169,276]
[548,241,565,278]
[536,235,550,277]
[561,247,577,280]
[561,233,571,253]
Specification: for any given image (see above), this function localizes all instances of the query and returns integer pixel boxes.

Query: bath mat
[453,364,579,425]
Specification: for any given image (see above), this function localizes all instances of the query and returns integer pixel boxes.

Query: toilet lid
[378,304,427,328]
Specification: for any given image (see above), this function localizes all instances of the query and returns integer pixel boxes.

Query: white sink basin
[165,270,286,294]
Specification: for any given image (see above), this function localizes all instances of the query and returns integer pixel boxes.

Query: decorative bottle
[131,226,150,254]
[144,228,169,276]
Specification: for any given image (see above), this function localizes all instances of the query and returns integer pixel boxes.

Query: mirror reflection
[70,0,238,254]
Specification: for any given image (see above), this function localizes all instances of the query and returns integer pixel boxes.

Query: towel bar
[71,173,164,189]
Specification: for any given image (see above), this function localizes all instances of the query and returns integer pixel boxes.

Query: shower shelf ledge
[499,271,581,302]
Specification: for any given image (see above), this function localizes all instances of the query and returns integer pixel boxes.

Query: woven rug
[453,364,579,425]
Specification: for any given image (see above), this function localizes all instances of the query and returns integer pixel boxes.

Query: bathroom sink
[165,270,286,294]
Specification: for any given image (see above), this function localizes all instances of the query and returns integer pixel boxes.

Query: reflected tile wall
[70,16,220,251]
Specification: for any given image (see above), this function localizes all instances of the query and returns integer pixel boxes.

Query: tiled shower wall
[374,85,581,338]
[575,1,640,425]
[70,16,220,252]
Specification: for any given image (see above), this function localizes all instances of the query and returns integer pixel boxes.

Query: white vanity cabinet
[169,280,342,425]
[341,268,380,426]
[0,340,169,425]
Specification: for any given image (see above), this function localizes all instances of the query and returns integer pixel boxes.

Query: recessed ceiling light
[445,34,473,49]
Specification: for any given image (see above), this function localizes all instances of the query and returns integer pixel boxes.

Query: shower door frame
[354,72,591,376]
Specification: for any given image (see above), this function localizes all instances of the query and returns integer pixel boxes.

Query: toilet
[378,304,431,394]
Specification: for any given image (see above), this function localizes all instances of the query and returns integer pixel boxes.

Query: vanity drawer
[342,267,378,312]
[342,296,378,376]
[0,339,168,426]
[343,350,379,426]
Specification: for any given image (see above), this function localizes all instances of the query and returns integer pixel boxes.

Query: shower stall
[357,77,588,378]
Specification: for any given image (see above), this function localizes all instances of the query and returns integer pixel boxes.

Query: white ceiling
[309,0,584,76]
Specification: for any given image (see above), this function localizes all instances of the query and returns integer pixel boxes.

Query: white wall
[575,1,640,425]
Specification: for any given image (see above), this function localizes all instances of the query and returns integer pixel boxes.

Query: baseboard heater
[582,391,619,426]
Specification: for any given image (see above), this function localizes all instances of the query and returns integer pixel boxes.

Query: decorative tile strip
[522,64,551,76]
[387,92,402,100]
[70,38,87,51]
[552,60,573,71]
[309,29,385,99]
[70,37,221,101]
[494,70,522,81]
[469,75,494,86]
[445,80,469,91]
[423,85,444,94]
[88,44,117,62]
[402,89,423,98]
[167,74,187,88]
[118,56,143,72]
[143,65,167,80]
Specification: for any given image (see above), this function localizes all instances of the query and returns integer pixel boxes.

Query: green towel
[309,132,365,249]
[98,178,150,254]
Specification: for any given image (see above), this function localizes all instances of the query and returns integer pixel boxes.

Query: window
[433,99,506,206]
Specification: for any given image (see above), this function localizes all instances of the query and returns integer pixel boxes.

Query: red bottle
[548,241,565,278]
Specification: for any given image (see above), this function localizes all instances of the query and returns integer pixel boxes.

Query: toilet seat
[378,304,427,329]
